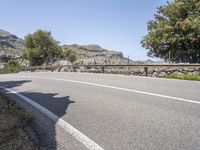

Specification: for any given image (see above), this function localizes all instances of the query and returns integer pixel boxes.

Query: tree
[141,0,200,63]
[23,30,62,66]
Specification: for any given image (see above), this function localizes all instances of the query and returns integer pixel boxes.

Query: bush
[1,61,21,74]
[61,48,77,63]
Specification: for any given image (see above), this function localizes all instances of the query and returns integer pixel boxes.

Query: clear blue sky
[0,0,167,60]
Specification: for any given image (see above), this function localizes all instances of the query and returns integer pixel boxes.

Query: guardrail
[1,64,200,76]
[24,64,200,68]
[18,64,200,76]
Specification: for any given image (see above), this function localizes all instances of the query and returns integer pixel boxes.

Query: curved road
[0,72,200,150]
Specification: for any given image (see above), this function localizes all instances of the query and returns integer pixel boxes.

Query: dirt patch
[0,94,37,150]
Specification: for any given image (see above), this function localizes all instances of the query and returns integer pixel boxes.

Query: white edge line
[0,86,104,150]
[8,75,200,105]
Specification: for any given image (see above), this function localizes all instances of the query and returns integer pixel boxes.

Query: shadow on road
[0,80,31,88]
[0,80,75,150]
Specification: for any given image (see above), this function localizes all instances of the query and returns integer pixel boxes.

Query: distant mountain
[63,44,132,64]
[0,29,23,62]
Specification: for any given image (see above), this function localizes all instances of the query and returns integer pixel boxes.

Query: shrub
[1,61,21,74]
[163,74,200,81]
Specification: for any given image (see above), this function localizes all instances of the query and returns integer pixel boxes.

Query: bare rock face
[0,29,23,62]
[54,60,72,66]
[63,44,131,64]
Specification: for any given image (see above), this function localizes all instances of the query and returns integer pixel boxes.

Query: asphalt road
[0,72,200,150]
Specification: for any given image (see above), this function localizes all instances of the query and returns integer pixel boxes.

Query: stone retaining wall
[58,66,200,77]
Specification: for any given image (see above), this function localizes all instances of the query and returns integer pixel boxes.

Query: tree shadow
[0,80,31,88]
[0,80,75,150]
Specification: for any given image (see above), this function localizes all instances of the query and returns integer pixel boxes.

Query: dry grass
[0,94,37,150]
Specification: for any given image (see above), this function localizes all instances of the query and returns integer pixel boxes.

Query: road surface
[0,72,200,150]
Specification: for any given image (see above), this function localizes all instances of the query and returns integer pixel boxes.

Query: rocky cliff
[63,44,131,64]
[0,29,23,62]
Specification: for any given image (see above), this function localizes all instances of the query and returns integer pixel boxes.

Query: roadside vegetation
[61,48,77,63]
[141,0,200,63]
[22,30,77,66]
[0,94,36,150]
[0,60,21,74]
[163,74,200,81]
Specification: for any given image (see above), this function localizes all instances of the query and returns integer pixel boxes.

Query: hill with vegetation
[0,29,133,65]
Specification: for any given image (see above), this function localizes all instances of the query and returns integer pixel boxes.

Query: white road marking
[0,86,104,150]
[6,75,200,105]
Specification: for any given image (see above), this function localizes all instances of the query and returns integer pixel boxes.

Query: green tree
[141,0,200,63]
[23,30,62,66]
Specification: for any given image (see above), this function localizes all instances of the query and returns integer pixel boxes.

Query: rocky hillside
[0,29,136,65]
[0,29,23,62]
[63,44,132,64]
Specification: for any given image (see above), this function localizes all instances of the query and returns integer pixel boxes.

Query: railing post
[73,67,76,72]
[144,67,148,76]
[102,67,105,73]
[58,66,62,72]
